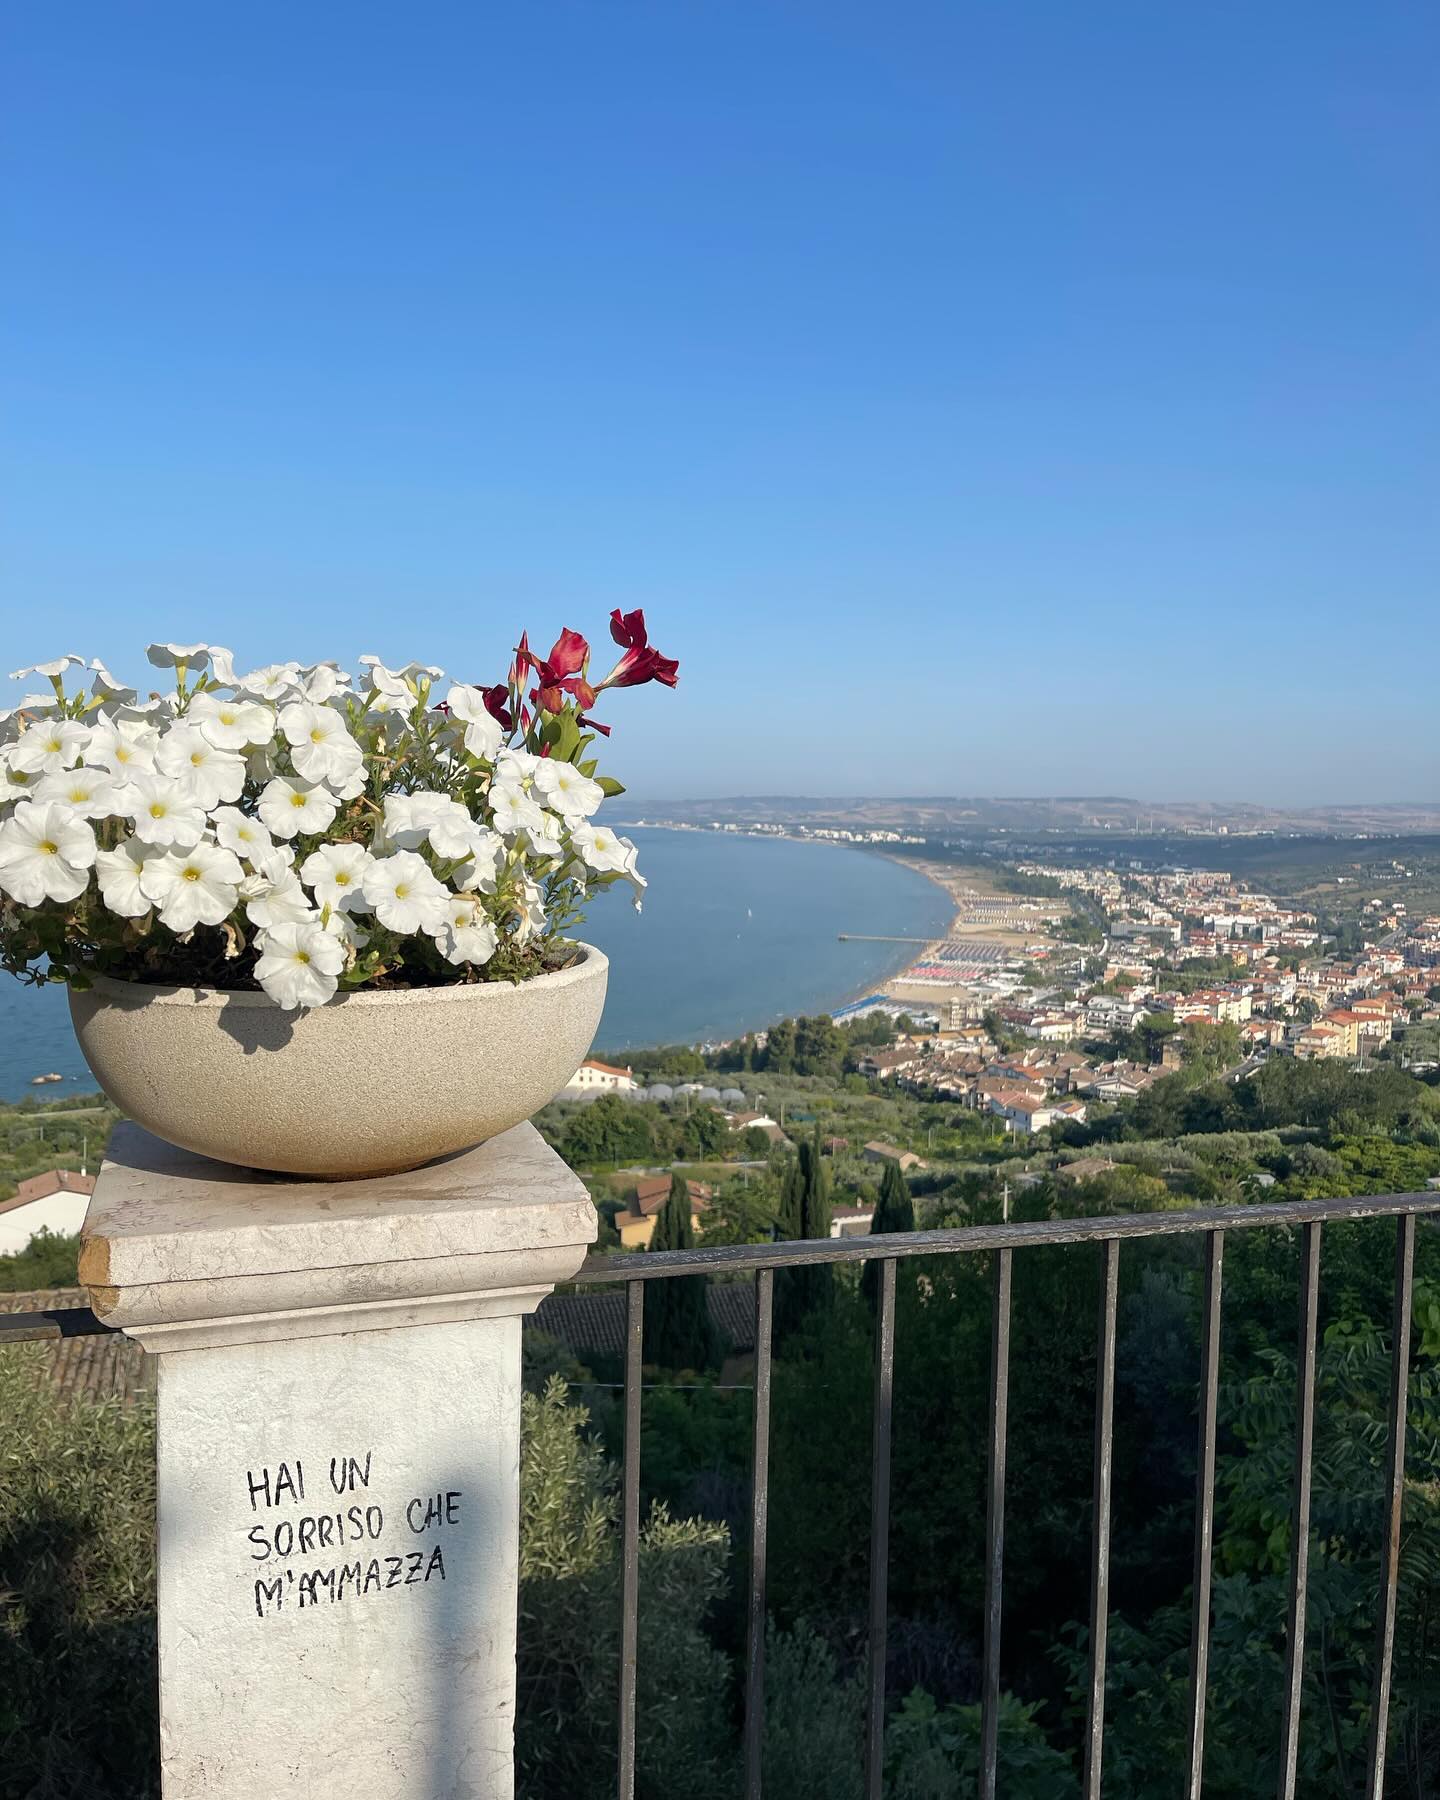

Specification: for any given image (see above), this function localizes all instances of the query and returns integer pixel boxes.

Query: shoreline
[604,826,964,1046]
[0,836,964,1088]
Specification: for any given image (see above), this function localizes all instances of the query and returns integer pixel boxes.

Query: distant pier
[837,934,931,944]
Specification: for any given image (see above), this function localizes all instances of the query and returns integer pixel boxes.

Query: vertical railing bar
[1364,1211,1416,1800]
[1082,1236,1120,1800]
[980,1246,1013,1800]
[1277,1221,1322,1800]
[1185,1229,1225,1800]
[618,1279,644,1800]
[743,1268,775,1800]
[864,1256,897,1800]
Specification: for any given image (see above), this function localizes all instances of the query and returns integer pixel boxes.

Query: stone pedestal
[79,1121,597,1800]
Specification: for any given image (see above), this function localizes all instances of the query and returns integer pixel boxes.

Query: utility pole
[1002,1180,1011,1223]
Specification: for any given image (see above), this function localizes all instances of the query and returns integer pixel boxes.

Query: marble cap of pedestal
[79,1120,597,1353]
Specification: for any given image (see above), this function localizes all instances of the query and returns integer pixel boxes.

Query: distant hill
[622,795,1440,836]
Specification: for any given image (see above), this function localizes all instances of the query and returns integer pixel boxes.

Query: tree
[703,1176,778,1247]
[560,1094,659,1168]
[862,1159,914,1310]
[764,1018,797,1073]
[678,1103,728,1161]
[642,1175,717,1370]
[775,1126,834,1338]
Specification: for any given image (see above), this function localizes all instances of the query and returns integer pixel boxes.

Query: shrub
[0,1350,159,1800]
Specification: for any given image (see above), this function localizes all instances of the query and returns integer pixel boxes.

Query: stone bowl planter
[69,943,608,1179]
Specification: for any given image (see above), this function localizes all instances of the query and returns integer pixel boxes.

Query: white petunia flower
[146,643,213,673]
[615,837,647,910]
[257,775,340,840]
[326,762,367,800]
[360,655,443,699]
[138,842,244,933]
[210,806,278,864]
[234,662,303,702]
[0,801,97,905]
[495,748,541,785]
[299,841,373,912]
[569,821,632,873]
[155,724,246,809]
[254,918,346,1009]
[444,684,504,760]
[187,692,276,752]
[437,898,499,966]
[489,781,546,837]
[10,655,85,683]
[297,662,351,704]
[0,753,33,808]
[382,790,452,850]
[383,791,488,863]
[122,773,208,848]
[34,767,128,821]
[9,718,90,776]
[242,866,313,929]
[94,836,153,918]
[362,850,450,934]
[454,831,504,894]
[509,871,546,944]
[319,908,370,950]
[277,700,363,785]
[532,759,604,820]
[83,719,160,778]
[87,661,137,709]
[523,813,566,861]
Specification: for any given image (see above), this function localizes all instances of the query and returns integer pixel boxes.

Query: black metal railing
[5,1189,1436,1798]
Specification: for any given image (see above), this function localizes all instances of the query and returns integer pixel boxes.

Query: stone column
[79,1120,597,1800]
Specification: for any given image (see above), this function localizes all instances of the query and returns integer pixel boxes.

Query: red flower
[596,609,679,691]
[519,627,596,714]
[481,684,514,732]
[577,712,612,737]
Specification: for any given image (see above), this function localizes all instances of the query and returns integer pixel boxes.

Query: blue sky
[4,2,1436,804]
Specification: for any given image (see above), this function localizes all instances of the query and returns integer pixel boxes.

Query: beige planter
[69,944,608,1179]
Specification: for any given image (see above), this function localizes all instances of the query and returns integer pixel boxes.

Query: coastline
[0,833,962,1090]
[609,823,964,1040]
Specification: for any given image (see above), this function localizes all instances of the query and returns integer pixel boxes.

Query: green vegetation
[0,1093,119,1205]
[9,993,1440,1793]
[0,1228,81,1293]
[642,1174,717,1370]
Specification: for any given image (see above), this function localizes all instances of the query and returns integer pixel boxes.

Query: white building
[0,1169,96,1255]
[563,1059,638,1096]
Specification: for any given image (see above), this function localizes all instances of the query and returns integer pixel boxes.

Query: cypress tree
[643,1173,716,1370]
[862,1157,915,1310]
[775,1126,834,1340]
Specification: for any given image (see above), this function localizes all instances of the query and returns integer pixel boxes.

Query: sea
[0,827,955,1101]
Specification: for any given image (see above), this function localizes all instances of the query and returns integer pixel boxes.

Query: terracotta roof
[0,1288,153,1405]
[625,1175,714,1215]
[0,1168,95,1219]
[531,1283,757,1357]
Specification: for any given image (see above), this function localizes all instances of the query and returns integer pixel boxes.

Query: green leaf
[596,775,626,797]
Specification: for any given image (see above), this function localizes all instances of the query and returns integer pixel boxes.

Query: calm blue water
[0,828,953,1098]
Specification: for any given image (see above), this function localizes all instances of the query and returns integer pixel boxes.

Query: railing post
[1277,1222,1321,1800]
[865,1257,897,1800]
[1186,1229,1225,1800]
[743,1268,774,1800]
[618,1280,644,1800]
[980,1248,1012,1800]
[1082,1237,1120,1800]
[1364,1211,1416,1800]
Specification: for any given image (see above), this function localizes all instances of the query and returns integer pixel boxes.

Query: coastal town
[550,854,1440,1181]
[823,856,1440,1132]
